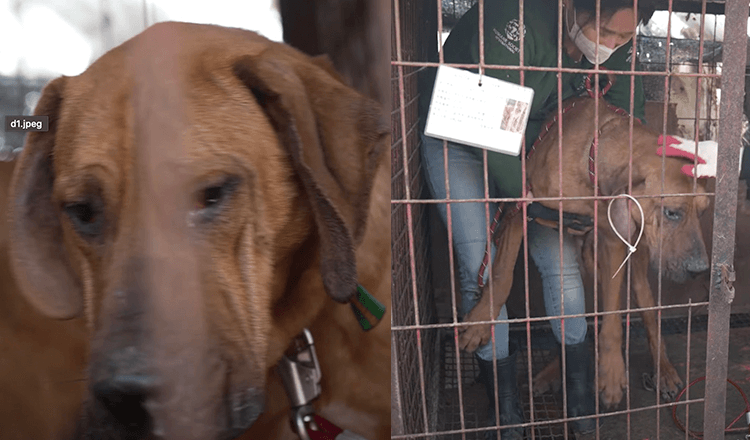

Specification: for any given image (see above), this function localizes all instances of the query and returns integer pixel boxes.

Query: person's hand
[657,134,744,179]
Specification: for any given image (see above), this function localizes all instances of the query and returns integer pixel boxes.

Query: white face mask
[566,7,624,65]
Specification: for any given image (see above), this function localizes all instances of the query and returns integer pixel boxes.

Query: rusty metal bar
[390,332,404,435]
[391,191,717,204]
[390,395,708,439]
[390,61,722,78]
[393,0,432,435]
[391,300,710,331]
[684,299,693,440]
[702,0,748,436]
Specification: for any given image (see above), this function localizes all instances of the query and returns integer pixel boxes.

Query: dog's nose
[686,260,710,278]
[92,374,158,433]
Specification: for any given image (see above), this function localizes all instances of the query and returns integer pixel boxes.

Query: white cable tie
[607,194,645,279]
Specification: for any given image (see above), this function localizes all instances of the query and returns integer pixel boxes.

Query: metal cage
[391,0,750,438]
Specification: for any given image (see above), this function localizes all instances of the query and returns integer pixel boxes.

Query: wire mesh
[391,0,749,439]
[391,0,441,436]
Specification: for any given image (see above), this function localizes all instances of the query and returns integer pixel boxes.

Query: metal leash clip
[278,329,322,440]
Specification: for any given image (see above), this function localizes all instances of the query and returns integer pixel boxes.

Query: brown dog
[458,96,709,408]
[6,22,390,440]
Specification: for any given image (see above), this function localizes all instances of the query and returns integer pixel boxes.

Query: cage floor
[437,337,568,440]
[434,314,750,440]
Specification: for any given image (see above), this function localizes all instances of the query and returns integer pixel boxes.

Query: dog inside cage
[392,0,750,439]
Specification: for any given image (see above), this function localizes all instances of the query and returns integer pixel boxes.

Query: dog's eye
[201,186,224,209]
[63,201,103,236]
[193,176,240,215]
[663,207,683,222]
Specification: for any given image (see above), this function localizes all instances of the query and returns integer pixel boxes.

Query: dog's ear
[232,50,388,303]
[600,164,646,241]
[8,76,83,318]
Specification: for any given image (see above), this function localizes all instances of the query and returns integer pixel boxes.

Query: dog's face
[639,160,711,283]
[603,128,711,284]
[8,22,386,440]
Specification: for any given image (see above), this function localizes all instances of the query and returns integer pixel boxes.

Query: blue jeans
[421,134,587,361]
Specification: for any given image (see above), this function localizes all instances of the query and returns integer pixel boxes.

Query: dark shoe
[476,343,525,440]
[562,341,598,435]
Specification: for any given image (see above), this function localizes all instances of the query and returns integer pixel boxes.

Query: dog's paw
[458,323,491,353]
[458,303,494,352]
[532,356,561,396]
[598,353,626,408]
[657,362,684,402]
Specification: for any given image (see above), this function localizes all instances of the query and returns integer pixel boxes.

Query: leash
[477,73,647,287]
[584,72,642,191]
[584,71,613,99]
[477,98,582,288]
[278,329,371,440]
[477,73,610,288]
[669,375,750,439]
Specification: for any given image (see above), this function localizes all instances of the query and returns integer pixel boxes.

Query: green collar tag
[350,284,386,331]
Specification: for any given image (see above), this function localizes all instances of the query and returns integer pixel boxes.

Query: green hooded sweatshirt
[420,0,645,197]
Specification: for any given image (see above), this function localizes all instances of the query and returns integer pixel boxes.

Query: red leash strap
[527,101,577,159]
[475,99,577,290]
[585,72,612,98]
[306,415,344,440]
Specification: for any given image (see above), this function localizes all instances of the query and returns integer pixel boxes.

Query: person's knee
[536,245,581,276]
[475,331,511,360]
[529,225,582,277]
[455,239,495,290]
[553,318,587,345]
[563,322,587,345]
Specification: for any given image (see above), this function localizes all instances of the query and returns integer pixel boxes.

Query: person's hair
[573,0,655,26]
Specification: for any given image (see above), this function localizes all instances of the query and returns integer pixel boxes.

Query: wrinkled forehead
[646,163,710,211]
[51,54,134,196]
[52,29,280,199]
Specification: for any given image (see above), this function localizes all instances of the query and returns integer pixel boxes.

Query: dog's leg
[459,213,524,353]
[631,250,683,402]
[597,237,627,408]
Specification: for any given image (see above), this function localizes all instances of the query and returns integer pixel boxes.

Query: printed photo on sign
[501,99,529,134]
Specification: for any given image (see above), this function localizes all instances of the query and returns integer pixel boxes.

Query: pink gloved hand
[657,134,731,179]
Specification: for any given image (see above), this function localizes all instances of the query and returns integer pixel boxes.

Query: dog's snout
[686,253,710,278]
[94,374,158,399]
[684,236,710,278]
[93,374,157,433]
[687,262,709,278]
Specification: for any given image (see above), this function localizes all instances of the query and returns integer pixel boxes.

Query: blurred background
[0,0,282,158]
